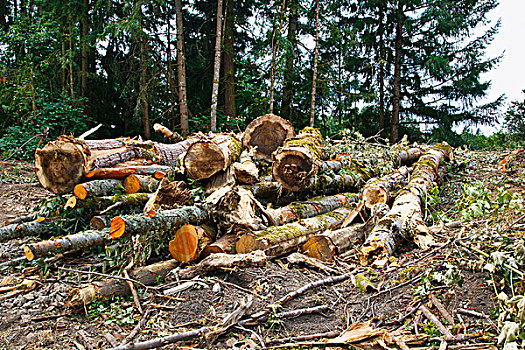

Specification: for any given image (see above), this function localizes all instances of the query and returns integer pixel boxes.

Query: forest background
[1,0,524,160]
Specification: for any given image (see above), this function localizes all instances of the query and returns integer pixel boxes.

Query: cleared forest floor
[0,148,523,350]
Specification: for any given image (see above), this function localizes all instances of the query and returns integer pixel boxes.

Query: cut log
[85,165,172,180]
[232,149,259,184]
[24,230,112,261]
[65,259,179,310]
[394,146,424,165]
[143,179,192,214]
[35,136,193,194]
[267,193,360,225]
[205,167,235,195]
[153,123,182,142]
[110,205,209,239]
[0,220,56,243]
[168,224,216,263]
[242,114,294,161]
[69,193,152,212]
[359,142,453,265]
[73,179,124,200]
[123,175,160,194]
[183,133,242,180]
[236,205,355,257]
[361,166,411,209]
[5,214,39,225]
[272,127,325,191]
[201,234,237,258]
[303,203,389,261]
[90,216,111,230]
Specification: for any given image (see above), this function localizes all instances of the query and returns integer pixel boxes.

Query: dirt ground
[0,150,522,350]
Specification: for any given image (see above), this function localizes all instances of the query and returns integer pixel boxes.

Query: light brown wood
[242,114,294,161]
[143,179,192,213]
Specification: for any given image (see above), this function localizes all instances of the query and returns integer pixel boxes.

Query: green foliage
[505,90,525,140]
[87,297,138,326]
[414,263,464,297]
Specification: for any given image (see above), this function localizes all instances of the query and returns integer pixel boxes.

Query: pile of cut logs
[0,113,452,309]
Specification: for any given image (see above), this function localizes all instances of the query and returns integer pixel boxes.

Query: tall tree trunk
[378,11,386,138]
[223,0,236,120]
[139,39,150,139]
[281,0,297,120]
[69,20,75,98]
[175,0,189,135]
[309,0,320,128]
[80,0,89,98]
[268,0,286,114]
[391,2,403,143]
[210,0,224,132]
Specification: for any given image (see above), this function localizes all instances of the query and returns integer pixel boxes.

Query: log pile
[1,116,455,312]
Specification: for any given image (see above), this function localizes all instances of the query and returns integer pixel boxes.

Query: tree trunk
[168,224,216,263]
[361,165,411,209]
[68,193,152,212]
[86,165,171,180]
[110,204,209,239]
[210,0,224,132]
[242,114,294,161]
[201,234,237,258]
[303,203,389,261]
[174,0,189,135]
[80,0,88,98]
[183,133,242,180]
[232,150,259,184]
[223,0,236,120]
[394,146,424,165]
[359,143,452,265]
[143,179,192,213]
[391,2,403,143]
[24,230,111,261]
[378,10,386,138]
[309,0,320,128]
[73,179,124,200]
[236,205,354,257]
[0,220,56,243]
[272,127,325,191]
[35,136,192,194]
[268,0,287,114]
[139,39,150,139]
[65,259,180,311]
[281,0,297,120]
[124,175,160,194]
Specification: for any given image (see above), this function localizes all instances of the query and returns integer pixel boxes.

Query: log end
[183,141,227,180]
[73,184,88,200]
[235,234,267,254]
[242,114,294,161]
[110,217,126,239]
[124,175,140,194]
[272,148,317,192]
[302,236,336,262]
[90,216,107,230]
[169,224,200,263]
[24,245,35,261]
[35,139,87,194]
[362,185,388,209]
[154,170,167,180]
[358,240,389,266]
[65,196,77,209]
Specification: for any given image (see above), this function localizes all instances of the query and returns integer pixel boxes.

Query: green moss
[229,135,243,162]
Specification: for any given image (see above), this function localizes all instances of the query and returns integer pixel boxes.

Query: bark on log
[143,179,192,214]
[35,136,192,194]
[231,149,259,184]
[73,179,124,200]
[124,175,160,194]
[90,216,111,230]
[303,203,389,261]
[361,166,411,209]
[359,142,453,265]
[65,259,179,310]
[0,219,56,243]
[242,114,294,161]
[394,146,424,165]
[267,193,359,225]
[272,127,325,191]
[110,205,209,239]
[70,193,151,212]
[24,230,112,261]
[201,234,237,258]
[168,224,216,262]
[236,205,354,257]
[183,133,242,180]
[153,123,182,142]
[85,165,172,180]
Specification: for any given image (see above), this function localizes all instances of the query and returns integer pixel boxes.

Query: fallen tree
[361,166,411,209]
[242,114,294,161]
[67,193,152,212]
[85,165,171,180]
[359,142,453,265]
[236,205,354,257]
[123,175,160,194]
[73,179,124,200]
[0,219,57,243]
[168,224,216,263]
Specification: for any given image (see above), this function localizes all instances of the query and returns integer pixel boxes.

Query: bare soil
[1,150,521,350]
